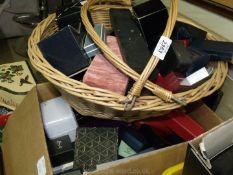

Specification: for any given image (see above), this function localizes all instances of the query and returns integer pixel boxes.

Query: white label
[37,156,46,175]
[153,36,172,60]
[180,67,209,86]
[80,0,87,5]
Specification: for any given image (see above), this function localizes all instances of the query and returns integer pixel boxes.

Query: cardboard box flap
[191,117,233,149]
[37,83,60,102]
[2,86,53,175]
[87,143,188,175]
[188,104,223,131]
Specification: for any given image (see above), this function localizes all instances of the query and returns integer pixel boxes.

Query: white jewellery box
[40,97,78,142]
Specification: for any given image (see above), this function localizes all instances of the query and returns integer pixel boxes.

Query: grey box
[84,24,106,58]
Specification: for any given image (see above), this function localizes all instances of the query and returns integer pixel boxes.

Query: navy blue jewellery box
[38,25,90,77]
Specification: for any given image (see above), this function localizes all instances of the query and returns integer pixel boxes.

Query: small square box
[48,135,74,167]
[40,97,78,142]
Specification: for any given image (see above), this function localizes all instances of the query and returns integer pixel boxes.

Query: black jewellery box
[110,8,158,80]
[38,25,90,78]
[56,2,83,30]
[47,135,74,168]
[132,0,168,52]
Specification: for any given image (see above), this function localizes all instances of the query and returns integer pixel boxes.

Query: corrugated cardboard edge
[2,86,53,175]
[86,143,188,175]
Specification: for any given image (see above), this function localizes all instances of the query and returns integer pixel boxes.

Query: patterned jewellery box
[74,127,118,172]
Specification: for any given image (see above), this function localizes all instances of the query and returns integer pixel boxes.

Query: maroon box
[160,111,205,141]
[154,72,184,92]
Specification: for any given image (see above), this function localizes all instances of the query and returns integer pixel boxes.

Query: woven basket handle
[81,0,185,110]
[123,0,180,110]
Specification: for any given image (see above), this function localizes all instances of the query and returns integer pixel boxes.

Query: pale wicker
[28,0,228,121]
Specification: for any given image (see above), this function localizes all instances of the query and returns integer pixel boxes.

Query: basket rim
[27,3,228,112]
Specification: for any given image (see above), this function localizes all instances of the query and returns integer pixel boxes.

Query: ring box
[40,96,78,142]
[133,0,169,52]
[47,135,74,167]
[38,25,90,77]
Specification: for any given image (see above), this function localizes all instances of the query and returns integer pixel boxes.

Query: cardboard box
[2,83,222,175]
[183,118,233,175]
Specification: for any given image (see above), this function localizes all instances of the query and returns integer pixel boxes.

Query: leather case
[0,114,10,126]
[138,125,169,149]
[118,140,155,158]
[134,119,172,137]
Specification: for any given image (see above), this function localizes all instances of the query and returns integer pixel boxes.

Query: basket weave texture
[28,0,228,121]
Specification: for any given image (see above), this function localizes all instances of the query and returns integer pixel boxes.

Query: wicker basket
[28,0,228,121]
